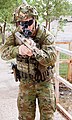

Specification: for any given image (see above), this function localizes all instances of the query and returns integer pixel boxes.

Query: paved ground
[0,54,67,120]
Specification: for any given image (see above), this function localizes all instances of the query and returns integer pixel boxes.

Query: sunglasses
[20,19,34,28]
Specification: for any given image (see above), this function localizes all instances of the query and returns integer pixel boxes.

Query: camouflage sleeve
[35,29,57,67]
[0,33,19,60]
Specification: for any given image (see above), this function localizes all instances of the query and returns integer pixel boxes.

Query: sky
[68,0,72,2]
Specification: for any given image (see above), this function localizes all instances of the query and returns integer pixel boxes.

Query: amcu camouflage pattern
[1,25,57,67]
[0,9,57,119]
[14,3,38,22]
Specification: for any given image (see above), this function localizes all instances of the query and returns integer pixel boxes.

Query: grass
[0,34,2,44]
[59,63,68,79]
[59,53,69,79]
[60,53,69,59]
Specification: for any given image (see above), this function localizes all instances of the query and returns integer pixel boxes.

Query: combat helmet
[14,3,38,22]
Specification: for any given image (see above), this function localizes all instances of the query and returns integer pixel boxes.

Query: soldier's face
[20,17,35,31]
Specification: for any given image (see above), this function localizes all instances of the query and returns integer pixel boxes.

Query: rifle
[15,32,47,58]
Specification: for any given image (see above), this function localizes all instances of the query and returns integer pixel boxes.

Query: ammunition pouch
[19,66,54,83]
[15,54,54,83]
[11,64,54,82]
[16,54,38,74]
[19,71,34,80]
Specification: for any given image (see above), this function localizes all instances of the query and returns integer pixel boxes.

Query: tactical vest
[16,26,54,82]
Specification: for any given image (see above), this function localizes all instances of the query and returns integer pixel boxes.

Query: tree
[0,0,22,43]
[26,0,72,30]
[0,0,22,23]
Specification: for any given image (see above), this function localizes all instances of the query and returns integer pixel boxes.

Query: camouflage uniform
[1,3,57,120]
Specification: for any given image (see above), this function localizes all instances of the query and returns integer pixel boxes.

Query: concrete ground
[0,54,66,120]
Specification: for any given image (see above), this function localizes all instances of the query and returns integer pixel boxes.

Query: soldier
[0,2,57,120]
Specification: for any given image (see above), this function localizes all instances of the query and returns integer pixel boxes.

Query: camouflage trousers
[17,79,56,120]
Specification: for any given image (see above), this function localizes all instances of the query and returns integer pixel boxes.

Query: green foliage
[26,0,72,27]
[59,63,68,79]
[0,0,72,30]
[0,0,22,23]
[59,53,69,79]
[0,35,2,44]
